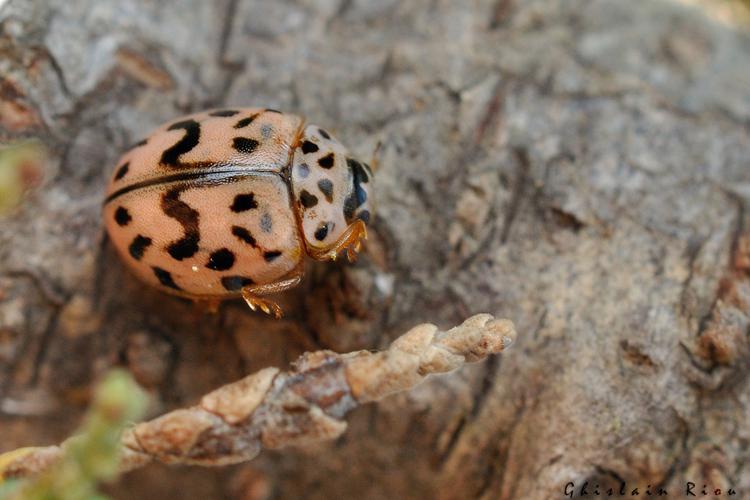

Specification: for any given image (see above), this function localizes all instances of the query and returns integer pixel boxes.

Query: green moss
[0,141,46,216]
[0,370,147,500]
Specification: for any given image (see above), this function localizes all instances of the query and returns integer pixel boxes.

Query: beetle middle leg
[195,298,222,315]
[241,274,303,319]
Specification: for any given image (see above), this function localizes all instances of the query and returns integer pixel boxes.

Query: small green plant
[0,370,147,500]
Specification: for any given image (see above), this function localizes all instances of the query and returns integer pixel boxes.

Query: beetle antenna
[369,140,383,172]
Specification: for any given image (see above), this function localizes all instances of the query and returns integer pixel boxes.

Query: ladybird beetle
[103,108,373,318]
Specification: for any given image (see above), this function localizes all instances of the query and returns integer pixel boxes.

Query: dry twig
[1,314,515,479]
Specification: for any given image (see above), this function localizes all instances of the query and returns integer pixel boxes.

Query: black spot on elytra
[318,128,331,139]
[301,141,319,154]
[162,188,200,260]
[221,276,254,291]
[233,137,260,154]
[265,108,282,114]
[263,250,282,262]
[343,158,369,223]
[128,235,152,260]
[299,190,318,208]
[318,153,335,169]
[317,179,334,202]
[114,206,131,226]
[234,114,259,129]
[260,213,273,233]
[153,266,181,290]
[314,222,330,241]
[209,109,240,117]
[231,193,258,212]
[166,237,199,261]
[232,226,257,247]
[357,210,371,224]
[206,248,235,271]
[161,119,201,166]
[114,162,129,180]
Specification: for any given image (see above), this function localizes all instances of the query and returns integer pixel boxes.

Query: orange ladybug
[104,108,373,317]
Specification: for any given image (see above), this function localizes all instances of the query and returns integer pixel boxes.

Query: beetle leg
[241,274,303,319]
[194,298,222,315]
[307,220,367,263]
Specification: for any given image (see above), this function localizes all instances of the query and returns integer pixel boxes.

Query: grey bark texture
[0,0,749,499]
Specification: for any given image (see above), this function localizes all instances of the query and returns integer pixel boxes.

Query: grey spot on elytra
[260,212,273,233]
[261,124,273,139]
[221,275,254,291]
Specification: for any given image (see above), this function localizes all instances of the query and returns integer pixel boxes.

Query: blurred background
[0,1,749,499]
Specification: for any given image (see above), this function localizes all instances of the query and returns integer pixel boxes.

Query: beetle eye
[343,157,373,225]
[357,210,371,225]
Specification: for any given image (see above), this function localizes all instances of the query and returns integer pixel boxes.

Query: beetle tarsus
[241,293,283,319]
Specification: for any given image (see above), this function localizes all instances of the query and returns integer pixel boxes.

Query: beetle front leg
[307,220,367,263]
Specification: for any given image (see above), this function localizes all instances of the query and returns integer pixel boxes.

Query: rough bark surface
[0,1,749,499]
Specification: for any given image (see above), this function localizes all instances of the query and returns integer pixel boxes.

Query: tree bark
[0,1,749,499]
